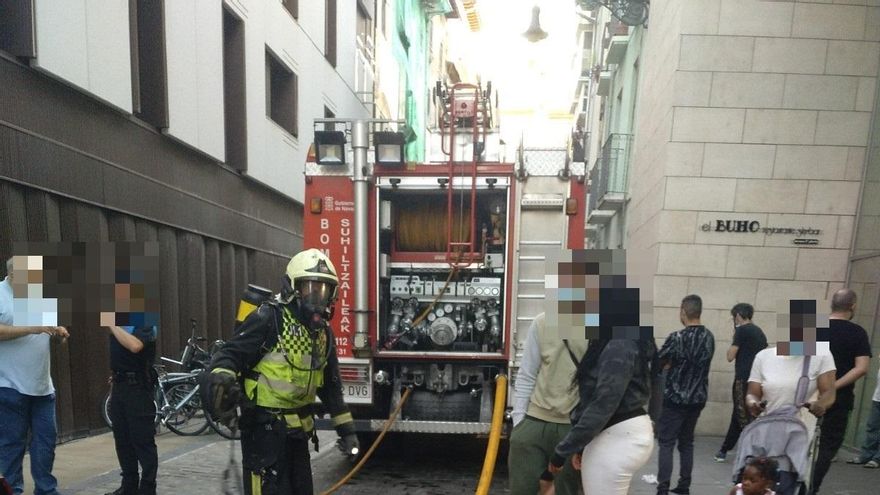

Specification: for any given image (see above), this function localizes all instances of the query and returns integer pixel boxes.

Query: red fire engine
[305,82,586,434]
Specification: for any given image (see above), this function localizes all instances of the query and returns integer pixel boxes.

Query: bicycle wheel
[102,390,113,428]
[206,410,241,440]
[162,382,210,436]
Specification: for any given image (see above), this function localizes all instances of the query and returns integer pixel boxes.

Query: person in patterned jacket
[655,294,716,495]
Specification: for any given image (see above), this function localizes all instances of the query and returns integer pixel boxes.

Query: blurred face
[555,269,600,316]
[543,249,651,342]
[740,465,772,495]
[115,283,147,312]
[9,255,44,298]
[546,260,602,334]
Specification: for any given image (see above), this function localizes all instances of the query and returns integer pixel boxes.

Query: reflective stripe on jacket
[210,302,355,437]
[244,306,328,410]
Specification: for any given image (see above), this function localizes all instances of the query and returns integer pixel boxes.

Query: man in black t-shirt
[811,289,872,495]
[715,303,767,462]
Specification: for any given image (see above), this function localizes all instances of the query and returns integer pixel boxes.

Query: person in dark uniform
[203,248,358,495]
[103,279,159,495]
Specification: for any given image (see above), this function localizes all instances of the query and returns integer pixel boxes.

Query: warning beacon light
[373,131,405,167]
[314,130,346,165]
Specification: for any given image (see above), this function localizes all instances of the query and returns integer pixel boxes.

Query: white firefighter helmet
[285,249,339,314]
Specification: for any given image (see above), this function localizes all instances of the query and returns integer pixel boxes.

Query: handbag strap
[562,339,580,367]
[794,354,812,405]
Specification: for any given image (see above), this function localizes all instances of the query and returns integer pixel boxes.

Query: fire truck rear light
[310,197,322,214]
[565,197,578,216]
[339,365,369,382]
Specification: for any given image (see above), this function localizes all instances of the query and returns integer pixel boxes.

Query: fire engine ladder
[440,83,488,267]
[510,154,571,365]
[513,238,565,364]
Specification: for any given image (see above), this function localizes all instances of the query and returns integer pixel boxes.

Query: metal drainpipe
[351,119,370,351]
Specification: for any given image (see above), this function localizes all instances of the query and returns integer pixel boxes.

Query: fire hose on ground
[319,386,413,495]
[320,374,508,495]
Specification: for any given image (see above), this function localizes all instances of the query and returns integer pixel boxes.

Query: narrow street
[44,431,507,495]
[32,430,877,494]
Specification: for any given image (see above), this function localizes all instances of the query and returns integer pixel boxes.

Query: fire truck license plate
[342,381,371,401]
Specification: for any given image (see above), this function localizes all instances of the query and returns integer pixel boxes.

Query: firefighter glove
[201,368,240,427]
[337,434,360,458]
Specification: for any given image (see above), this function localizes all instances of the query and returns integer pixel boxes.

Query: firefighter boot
[138,480,157,495]
[104,480,138,495]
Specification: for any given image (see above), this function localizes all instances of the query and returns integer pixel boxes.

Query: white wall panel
[33,0,132,112]
[85,0,132,111]
[165,0,225,161]
[300,0,325,55]
[233,0,369,201]
[195,1,226,159]
[165,0,199,148]
[34,0,89,93]
[337,0,357,88]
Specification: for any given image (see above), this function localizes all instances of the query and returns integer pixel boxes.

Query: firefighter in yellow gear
[202,249,358,495]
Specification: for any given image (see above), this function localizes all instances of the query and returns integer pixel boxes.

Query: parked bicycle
[102,319,239,439]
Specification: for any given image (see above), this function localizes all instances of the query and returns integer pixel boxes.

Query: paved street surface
[628,437,871,495]
[23,432,877,494]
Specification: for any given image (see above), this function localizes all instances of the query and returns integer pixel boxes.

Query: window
[283,0,297,19]
[325,0,337,67]
[381,0,388,39]
[356,3,370,46]
[266,48,298,137]
[324,106,335,131]
[0,0,35,58]
[223,7,247,170]
[130,0,168,128]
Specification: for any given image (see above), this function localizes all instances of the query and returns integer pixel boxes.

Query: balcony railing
[588,162,600,215]
[588,133,631,220]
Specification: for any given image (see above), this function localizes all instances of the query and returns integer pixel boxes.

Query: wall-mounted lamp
[314,130,347,165]
[373,131,406,167]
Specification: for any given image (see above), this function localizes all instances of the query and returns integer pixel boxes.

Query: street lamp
[373,131,406,167]
[522,5,548,42]
[313,130,346,165]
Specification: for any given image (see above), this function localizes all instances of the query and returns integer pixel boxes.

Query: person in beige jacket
[508,312,587,495]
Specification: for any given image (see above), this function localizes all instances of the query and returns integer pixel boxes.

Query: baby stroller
[732,356,820,495]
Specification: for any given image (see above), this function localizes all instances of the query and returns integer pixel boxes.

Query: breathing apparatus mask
[281,249,339,327]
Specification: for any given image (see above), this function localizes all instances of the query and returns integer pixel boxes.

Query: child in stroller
[729,456,778,495]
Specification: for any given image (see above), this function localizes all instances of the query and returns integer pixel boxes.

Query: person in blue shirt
[102,273,159,495]
[0,256,68,495]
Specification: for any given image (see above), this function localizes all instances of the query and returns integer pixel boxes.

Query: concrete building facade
[585,0,880,446]
[0,0,374,439]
